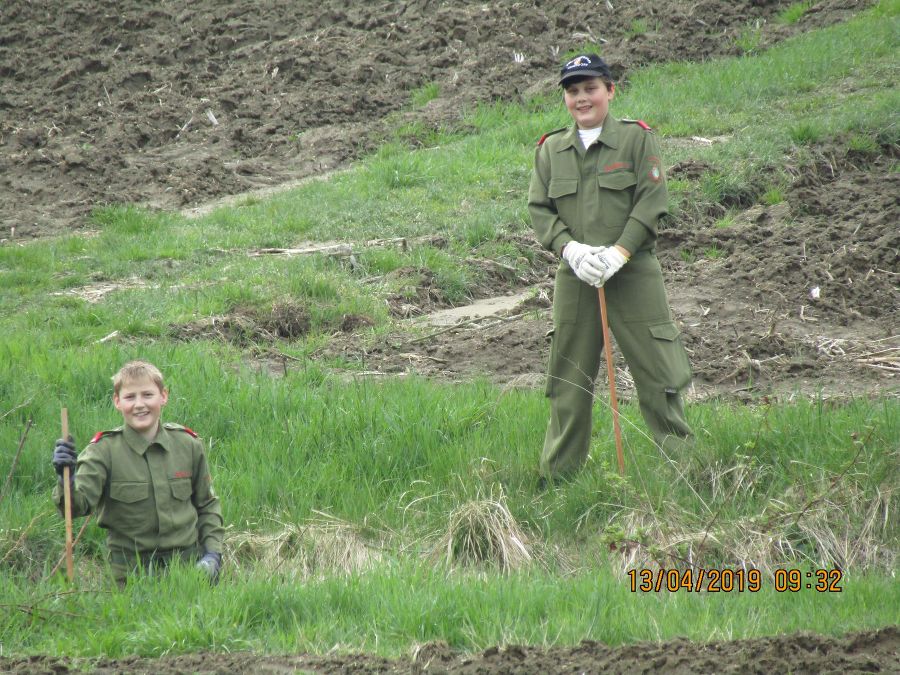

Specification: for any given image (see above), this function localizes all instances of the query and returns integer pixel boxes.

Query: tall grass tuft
[432,487,534,572]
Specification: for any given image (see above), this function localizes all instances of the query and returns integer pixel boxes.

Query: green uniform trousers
[108,543,200,587]
[541,251,693,477]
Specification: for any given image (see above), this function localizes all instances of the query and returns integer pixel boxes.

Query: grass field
[1,1,898,658]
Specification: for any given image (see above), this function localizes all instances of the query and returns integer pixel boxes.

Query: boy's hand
[563,241,606,285]
[196,551,222,584]
[575,251,607,286]
[562,241,602,270]
[52,438,77,477]
[589,246,629,286]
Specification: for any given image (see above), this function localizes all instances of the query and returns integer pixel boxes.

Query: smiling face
[563,76,615,130]
[113,375,168,440]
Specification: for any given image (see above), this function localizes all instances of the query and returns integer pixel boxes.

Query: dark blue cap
[559,53,612,85]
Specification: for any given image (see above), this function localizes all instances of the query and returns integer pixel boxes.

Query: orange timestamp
[627,568,843,593]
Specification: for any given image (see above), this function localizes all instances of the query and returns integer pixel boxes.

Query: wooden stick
[598,287,625,475]
[61,408,74,582]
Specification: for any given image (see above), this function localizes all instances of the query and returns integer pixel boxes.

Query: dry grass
[430,488,534,572]
[604,475,896,578]
[227,512,383,580]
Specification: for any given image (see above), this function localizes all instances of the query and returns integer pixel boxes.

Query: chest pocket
[597,171,637,231]
[597,171,637,190]
[548,177,578,199]
[547,177,580,238]
[170,478,193,501]
[110,481,149,503]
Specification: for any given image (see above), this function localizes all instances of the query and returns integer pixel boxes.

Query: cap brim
[559,69,609,85]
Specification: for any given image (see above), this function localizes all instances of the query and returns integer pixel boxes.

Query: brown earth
[2,0,896,403]
[1,626,898,674]
[1,0,898,672]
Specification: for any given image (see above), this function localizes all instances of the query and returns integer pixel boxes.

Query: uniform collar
[557,115,620,151]
[123,423,172,455]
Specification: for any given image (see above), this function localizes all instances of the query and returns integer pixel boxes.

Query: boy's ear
[160,387,169,405]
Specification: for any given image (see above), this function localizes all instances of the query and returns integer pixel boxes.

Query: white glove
[590,246,629,286]
[562,241,606,285]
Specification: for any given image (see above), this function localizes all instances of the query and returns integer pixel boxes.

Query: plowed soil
[2,626,898,674]
[1,0,897,672]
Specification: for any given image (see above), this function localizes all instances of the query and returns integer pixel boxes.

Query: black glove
[196,551,222,584]
[52,437,77,478]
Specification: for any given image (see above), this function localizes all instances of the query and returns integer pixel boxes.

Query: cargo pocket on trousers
[647,320,692,390]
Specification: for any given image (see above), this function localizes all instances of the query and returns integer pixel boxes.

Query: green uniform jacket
[528,116,667,257]
[53,423,224,555]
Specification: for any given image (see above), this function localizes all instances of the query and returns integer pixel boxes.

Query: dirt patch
[323,137,898,401]
[2,626,897,673]
[170,300,312,345]
[1,0,877,239]
[4,0,893,402]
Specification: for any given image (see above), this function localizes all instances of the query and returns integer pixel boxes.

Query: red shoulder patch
[537,133,549,146]
[90,431,104,444]
[180,426,199,438]
[635,120,652,131]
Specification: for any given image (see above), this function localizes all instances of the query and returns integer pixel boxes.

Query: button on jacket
[53,423,224,555]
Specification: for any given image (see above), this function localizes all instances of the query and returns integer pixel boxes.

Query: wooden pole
[597,288,625,475]
[61,408,74,582]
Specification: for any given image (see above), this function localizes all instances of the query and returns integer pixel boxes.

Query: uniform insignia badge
[565,55,593,69]
[650,166,661,182]
[623,119,653,131]
[537,127,565,146]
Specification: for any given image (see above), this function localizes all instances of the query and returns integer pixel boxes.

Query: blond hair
[112,360,165,395]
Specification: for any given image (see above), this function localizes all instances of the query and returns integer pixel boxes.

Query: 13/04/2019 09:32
[627,568,843,593]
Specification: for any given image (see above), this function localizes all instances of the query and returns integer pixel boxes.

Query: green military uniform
[53,422,224,583]
[529,115,693,478]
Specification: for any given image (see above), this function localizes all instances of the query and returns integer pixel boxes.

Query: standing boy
[52,360,224,585]
[529,54,694,480]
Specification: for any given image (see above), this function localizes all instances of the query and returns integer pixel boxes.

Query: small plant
[777,1,813,25]
[411,81,440,108]
[705,246,726,259]
[699,171,729,203]
[680,249,696,264]
[562,43,604,61]
[763,187,785,205]
[734,22,763,55]
[789,122,824,144]
[626,19,649,38]
[848,133,879,155]
[715,212,737,228]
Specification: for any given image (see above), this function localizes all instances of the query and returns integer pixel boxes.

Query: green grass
[1,0,898,660]
[777,1,814,25]
[2,563,897,658]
